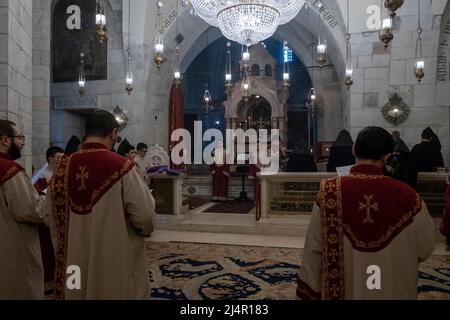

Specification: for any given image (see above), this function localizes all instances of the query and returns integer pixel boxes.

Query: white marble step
[155,212,309,237]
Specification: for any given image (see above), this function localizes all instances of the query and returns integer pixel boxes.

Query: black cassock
[411,141,444,172]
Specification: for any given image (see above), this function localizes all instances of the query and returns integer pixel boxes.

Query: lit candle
[382,18,392,30]
[346,68,353,77]
[96,14,106,26]
[96,14,102,25]
[154,43,164,53]
[415,60,425,69]
[317,44,326,54]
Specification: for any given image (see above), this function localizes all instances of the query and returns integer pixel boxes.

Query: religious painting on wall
[52,0,108,83]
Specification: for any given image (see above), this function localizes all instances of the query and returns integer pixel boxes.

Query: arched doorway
[237,96,272,131]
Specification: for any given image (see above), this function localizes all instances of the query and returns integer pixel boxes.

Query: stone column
[32,0,51,169]
[0,0,33,173]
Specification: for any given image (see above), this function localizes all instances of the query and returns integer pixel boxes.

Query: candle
[346,68,353,77]
[382,18,392,30]
[154,43,164,53]
[317,44,326,54]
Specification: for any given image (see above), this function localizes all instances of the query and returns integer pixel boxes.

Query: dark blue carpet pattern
[147,242,450,300]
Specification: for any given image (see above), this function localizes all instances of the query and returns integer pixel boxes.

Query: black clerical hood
[422,127,434,140]
[117,139,131,156]
[421,127,442,151]
[394,136,410,153]
[65,135,81,155]
[332,129,354,148]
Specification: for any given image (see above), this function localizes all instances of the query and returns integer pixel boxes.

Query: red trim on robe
[34,177,48,195]
[50,144,135,299]
[296,278,322,300]
[318,178,345,300]
[440,184,450,243]
[249,164,261,221]
[0,153,24,185]
[210,163,230,201]
[341,164,422,252]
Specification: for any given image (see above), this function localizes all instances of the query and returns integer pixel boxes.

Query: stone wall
[49,0,166,152]
[32,0,51,169]
[348,0,450,165]
[0,0,33,173]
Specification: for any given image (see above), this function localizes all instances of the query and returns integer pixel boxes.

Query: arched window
[251,64,260,76]
[265,64,272,77]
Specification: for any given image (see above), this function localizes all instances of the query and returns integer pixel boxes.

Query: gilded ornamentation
[358,194,379,224]
[76,166,89,191]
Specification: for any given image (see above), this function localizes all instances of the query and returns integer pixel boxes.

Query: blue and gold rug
[147,242,450,300]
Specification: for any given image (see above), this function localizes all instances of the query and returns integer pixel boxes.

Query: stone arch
[143,0,347,145]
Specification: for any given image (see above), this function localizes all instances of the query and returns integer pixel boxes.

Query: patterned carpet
[204,200,255,214]
[147,242,450,300]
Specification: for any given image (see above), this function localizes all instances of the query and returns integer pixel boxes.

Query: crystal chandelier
[191,0,307,46]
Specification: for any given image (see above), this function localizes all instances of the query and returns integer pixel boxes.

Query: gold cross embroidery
[330,283,339,298]
[327,214,338,227]
[328,249,339,263]
[76,166,89,191]
[326,183,335,193]
[54,181,64,193]
[358,194,379,224]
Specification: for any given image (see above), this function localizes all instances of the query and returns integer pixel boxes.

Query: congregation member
[0,120,44,299]
[327,129,355,172]
[411,127,444,172]
[297,127,435,300]
[45,110,156,300]
[33,146,64,291]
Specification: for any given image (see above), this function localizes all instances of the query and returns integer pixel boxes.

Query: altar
[257,172,447,219]
[151,173,185,216]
